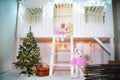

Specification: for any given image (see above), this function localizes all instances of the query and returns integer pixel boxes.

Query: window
[85,6,105,23]
[53,4,73,30]
[24,8,43,24]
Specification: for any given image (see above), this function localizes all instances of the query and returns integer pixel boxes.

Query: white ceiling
[19,0,112,8]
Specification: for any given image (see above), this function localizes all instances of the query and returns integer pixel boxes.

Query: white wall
[0,0,17,73]
[18,3,114,38]
[37,42,109,65]
[73,3,114,37]
[38,42,52,64]
[18,5,53,37]
[16,2,114,64]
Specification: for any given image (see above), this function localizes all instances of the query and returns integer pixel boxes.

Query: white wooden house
[16,0,114,76]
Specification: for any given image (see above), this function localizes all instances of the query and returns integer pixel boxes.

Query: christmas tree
[14,27,40,77]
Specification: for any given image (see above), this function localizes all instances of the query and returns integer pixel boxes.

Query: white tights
[72,66,84,78]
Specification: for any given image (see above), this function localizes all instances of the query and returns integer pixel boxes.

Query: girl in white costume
[71,43,87,78]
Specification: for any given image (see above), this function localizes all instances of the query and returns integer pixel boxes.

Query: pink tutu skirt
[71,57,87,67]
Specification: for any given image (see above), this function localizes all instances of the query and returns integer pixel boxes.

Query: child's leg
[71,65,75,77]
[81,66,85,72]
[79,66,84,77]
[74,66,79,78]
[75,66,78,74]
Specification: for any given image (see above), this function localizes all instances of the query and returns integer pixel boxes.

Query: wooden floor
[0,69,85,80]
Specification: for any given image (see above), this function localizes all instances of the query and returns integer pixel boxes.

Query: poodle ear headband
[75,43,83,51]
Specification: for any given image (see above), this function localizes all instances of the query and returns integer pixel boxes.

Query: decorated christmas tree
[14,27,40,77]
